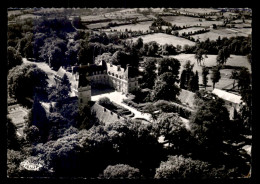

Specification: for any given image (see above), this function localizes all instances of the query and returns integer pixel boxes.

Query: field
[177,8,221,14]
[130,33,196,47]
[103,21,153,32]
[177,27,206,35]
[16,14,42,20]
[168,54,251,91]
[161,16,223,27]
[191,28,252,41]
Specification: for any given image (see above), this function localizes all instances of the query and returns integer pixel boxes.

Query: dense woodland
[7,9,252,179]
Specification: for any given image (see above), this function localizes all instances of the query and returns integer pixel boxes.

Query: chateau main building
[55,61,139,106]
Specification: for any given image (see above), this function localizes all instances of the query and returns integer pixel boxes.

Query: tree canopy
[8,64,48,106]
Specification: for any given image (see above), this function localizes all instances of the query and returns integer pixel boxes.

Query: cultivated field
[161,16,223,27]
[191,28,252,41]
[168,54,251,91]
[130,33,196,47]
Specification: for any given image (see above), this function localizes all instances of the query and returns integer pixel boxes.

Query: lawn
[191,28,252,41]
[130,33,196,47]
[168,54,251,91]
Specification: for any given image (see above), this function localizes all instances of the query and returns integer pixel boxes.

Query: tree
[237,68,251,91]
[72,16,83,29]
[98,97,117,111]
[216,47,230,65]
[210,66,221,89]
[155,113,191,152]
[39,37,68,70]
[147,41,159,56]
[202,66,209,89]
[7,117,20,150]
[103,164,141,179]
[7,46,23,70]
[190,90,230,156]
[180,60,195,89]
[158,58,180,76]
[180,70,187,89]
[26,95,49,143]
[154,155,211,179]
[8,64,48,106]
[141,58,157,89]
[151,72,180,102]
[195,49,206,66]
[230,70,238,89]
[189,71,199,92]
[135,37,143,49]
[49,73,71,100]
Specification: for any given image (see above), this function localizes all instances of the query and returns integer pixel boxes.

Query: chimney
[117,65,121,71]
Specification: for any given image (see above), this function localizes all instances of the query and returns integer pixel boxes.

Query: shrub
[103,164,141,179]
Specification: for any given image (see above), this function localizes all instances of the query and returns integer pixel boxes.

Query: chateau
[55,60,139,106]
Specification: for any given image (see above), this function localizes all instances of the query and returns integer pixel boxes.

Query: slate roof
[212,88,242,104]
[177,89,196,109]
[91,103,125,125]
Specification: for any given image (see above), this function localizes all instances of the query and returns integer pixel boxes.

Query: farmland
[161,16,223,27]
[103,21,153,32]
[7,8,252,179]
[191,28,252,41]
[178,8,221,14]
[130,33,196,47]
[177,27,207,35]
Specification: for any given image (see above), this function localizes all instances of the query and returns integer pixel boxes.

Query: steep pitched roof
[212,88,242,104]
[91,103,125,125]
[124,65,139,78]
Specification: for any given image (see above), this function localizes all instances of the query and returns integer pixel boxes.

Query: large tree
[189,71,199,92]
[155,113,191,152]
[202,66,209,89]
[39,37,68,70]
[154,155,211,179]
[230,69,238,89]
[141,58,157,89]
[7,46,23,70]
[210,66,221,89]
[190,90,230,157]
[157,57,181,76]
[8,64,48,106]
[195,49,207,66]
[216,46,230,65]
[180,60,195,89]
[151,72,180,102]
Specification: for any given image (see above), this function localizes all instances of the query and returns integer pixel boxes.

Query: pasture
[130,33,196,47]
[161,16,223,27]
[178,8,221,14]
[104,21,153,32]
[177,27,206,35]
[168,54,251,91]
[191,28,252,41]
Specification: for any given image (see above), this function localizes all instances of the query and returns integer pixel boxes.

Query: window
[80,99,83,103]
